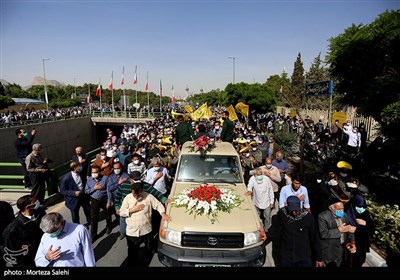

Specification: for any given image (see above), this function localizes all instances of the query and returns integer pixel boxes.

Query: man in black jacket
[220,110,235,143]
[2,195,46,267]
[15,128,36,189]
[174,115,194,147]
[267,195,323,267]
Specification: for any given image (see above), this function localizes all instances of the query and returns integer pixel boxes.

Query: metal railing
[1,110,170,128]
[0,147,101,197]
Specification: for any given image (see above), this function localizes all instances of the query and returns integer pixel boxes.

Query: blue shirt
[34,222,95,267]
[85,175,108,200]
[272,158,290,180]
[106,171,130,203]
[279,184,311,210]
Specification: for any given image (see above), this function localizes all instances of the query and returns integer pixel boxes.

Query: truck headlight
[244,231,260,246]
[160,227,181,245]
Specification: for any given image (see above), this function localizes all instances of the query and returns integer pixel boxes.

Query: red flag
[159,79,162,97]
[108,71,113,90]
[145,72,148,92]
[87,94,92,104]
[172,94,175,104]
[96,84,101,97]
[133,65,137,85]
[121,66,125,86]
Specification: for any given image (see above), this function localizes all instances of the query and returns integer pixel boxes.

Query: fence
[0,147,101,198]
[276,106,380,141]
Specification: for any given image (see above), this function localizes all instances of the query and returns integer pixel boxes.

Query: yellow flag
[203,107,213,119]
[184,105,193,113]
[226,105,238,121]
[235,102,249,117]
[190,103,208,120]
[171,110,189,120]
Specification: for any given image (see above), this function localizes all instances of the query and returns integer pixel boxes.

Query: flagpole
[99,78,102,110]
[88,84,91,114]
[159,79,162,114]
[111,71,114,116]
[146,71,149,113]
[122,66,126,113]
[134,65,138,104]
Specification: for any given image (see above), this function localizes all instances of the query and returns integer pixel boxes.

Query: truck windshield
[176,155,243,184]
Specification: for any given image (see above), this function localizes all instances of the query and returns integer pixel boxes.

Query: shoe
[118,235,125,240]
[106,227,112,235]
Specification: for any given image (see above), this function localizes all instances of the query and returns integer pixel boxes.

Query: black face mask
[222,117,227,120]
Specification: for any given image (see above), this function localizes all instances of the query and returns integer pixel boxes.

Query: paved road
[1,190,385,268]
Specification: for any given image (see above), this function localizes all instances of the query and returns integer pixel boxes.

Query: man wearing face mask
[15,128,36,189]
[2,195,46,267]
[220,110,235,143]
[59,161,91,225]
[250,157,281,205]
[34,212,95,267]
[25,143,50,205]
[106,162,130,223]
[85,165,112,240]
[127,153,146,177]
[114,171,168,240]
[318,197,356,267]
[92,149,113,176]
[267,196,323,267]
[245,168,275,231]
[145,157,170,195]
[272,151,291,188]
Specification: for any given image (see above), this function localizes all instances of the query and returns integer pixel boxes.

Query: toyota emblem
[207,237,218,246]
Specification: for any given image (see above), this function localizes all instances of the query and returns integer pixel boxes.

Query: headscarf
[346,195,367,227]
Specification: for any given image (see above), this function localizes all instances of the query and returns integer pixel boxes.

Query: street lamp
[228,56,235,84]
[42,58,50,109]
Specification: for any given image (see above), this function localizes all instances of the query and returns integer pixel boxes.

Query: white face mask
[133,160,140,165]
[266,164,272,169]
[316,179,322,183]
[101,155,106,160]
[245,153,250,158]
[92,173,99,179]
[252,147,257,151]
[114,169,121,175]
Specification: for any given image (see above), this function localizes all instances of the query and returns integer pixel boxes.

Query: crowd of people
[0,104,377,268]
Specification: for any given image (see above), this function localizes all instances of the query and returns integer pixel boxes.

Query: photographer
[15,127,36,189]
[25,143,52,205]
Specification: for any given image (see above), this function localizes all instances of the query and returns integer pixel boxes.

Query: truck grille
[181,232,244,248]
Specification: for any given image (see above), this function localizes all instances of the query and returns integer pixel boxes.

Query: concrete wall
[0,116,97,166]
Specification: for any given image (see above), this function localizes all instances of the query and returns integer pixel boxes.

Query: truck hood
[164,184,262,233]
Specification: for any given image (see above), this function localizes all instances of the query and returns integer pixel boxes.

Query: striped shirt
[114,180,167,210]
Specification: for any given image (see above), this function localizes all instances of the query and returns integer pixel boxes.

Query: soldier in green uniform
[174,115,195,147]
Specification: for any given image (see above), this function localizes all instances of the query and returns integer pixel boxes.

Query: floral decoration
[188,135,216,157]
[171,184,243,221]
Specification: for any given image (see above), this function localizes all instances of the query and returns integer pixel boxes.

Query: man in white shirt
[145,157,171,195]
[245,167,275,231]
[343,124,361,156]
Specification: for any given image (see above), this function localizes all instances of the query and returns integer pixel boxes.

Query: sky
[1,0,399,99]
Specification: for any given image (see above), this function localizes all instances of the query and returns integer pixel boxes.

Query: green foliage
[367,196,400,256]
[0,95,15,109]
[272,129,299,158]
[326,10,400,129]
[381,101,400,140]
[287,53,305,108]
[49,98,81,108]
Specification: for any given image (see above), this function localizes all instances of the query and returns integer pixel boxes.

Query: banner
[191,103,208,120]
[184,105,193,113]
[226,104,238,121]
[332,111,347,127]
[235,102,249,117]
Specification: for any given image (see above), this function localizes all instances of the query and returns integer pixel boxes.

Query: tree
[288,53,305,108]
[326,10,400,139]
[266,73,290,106]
